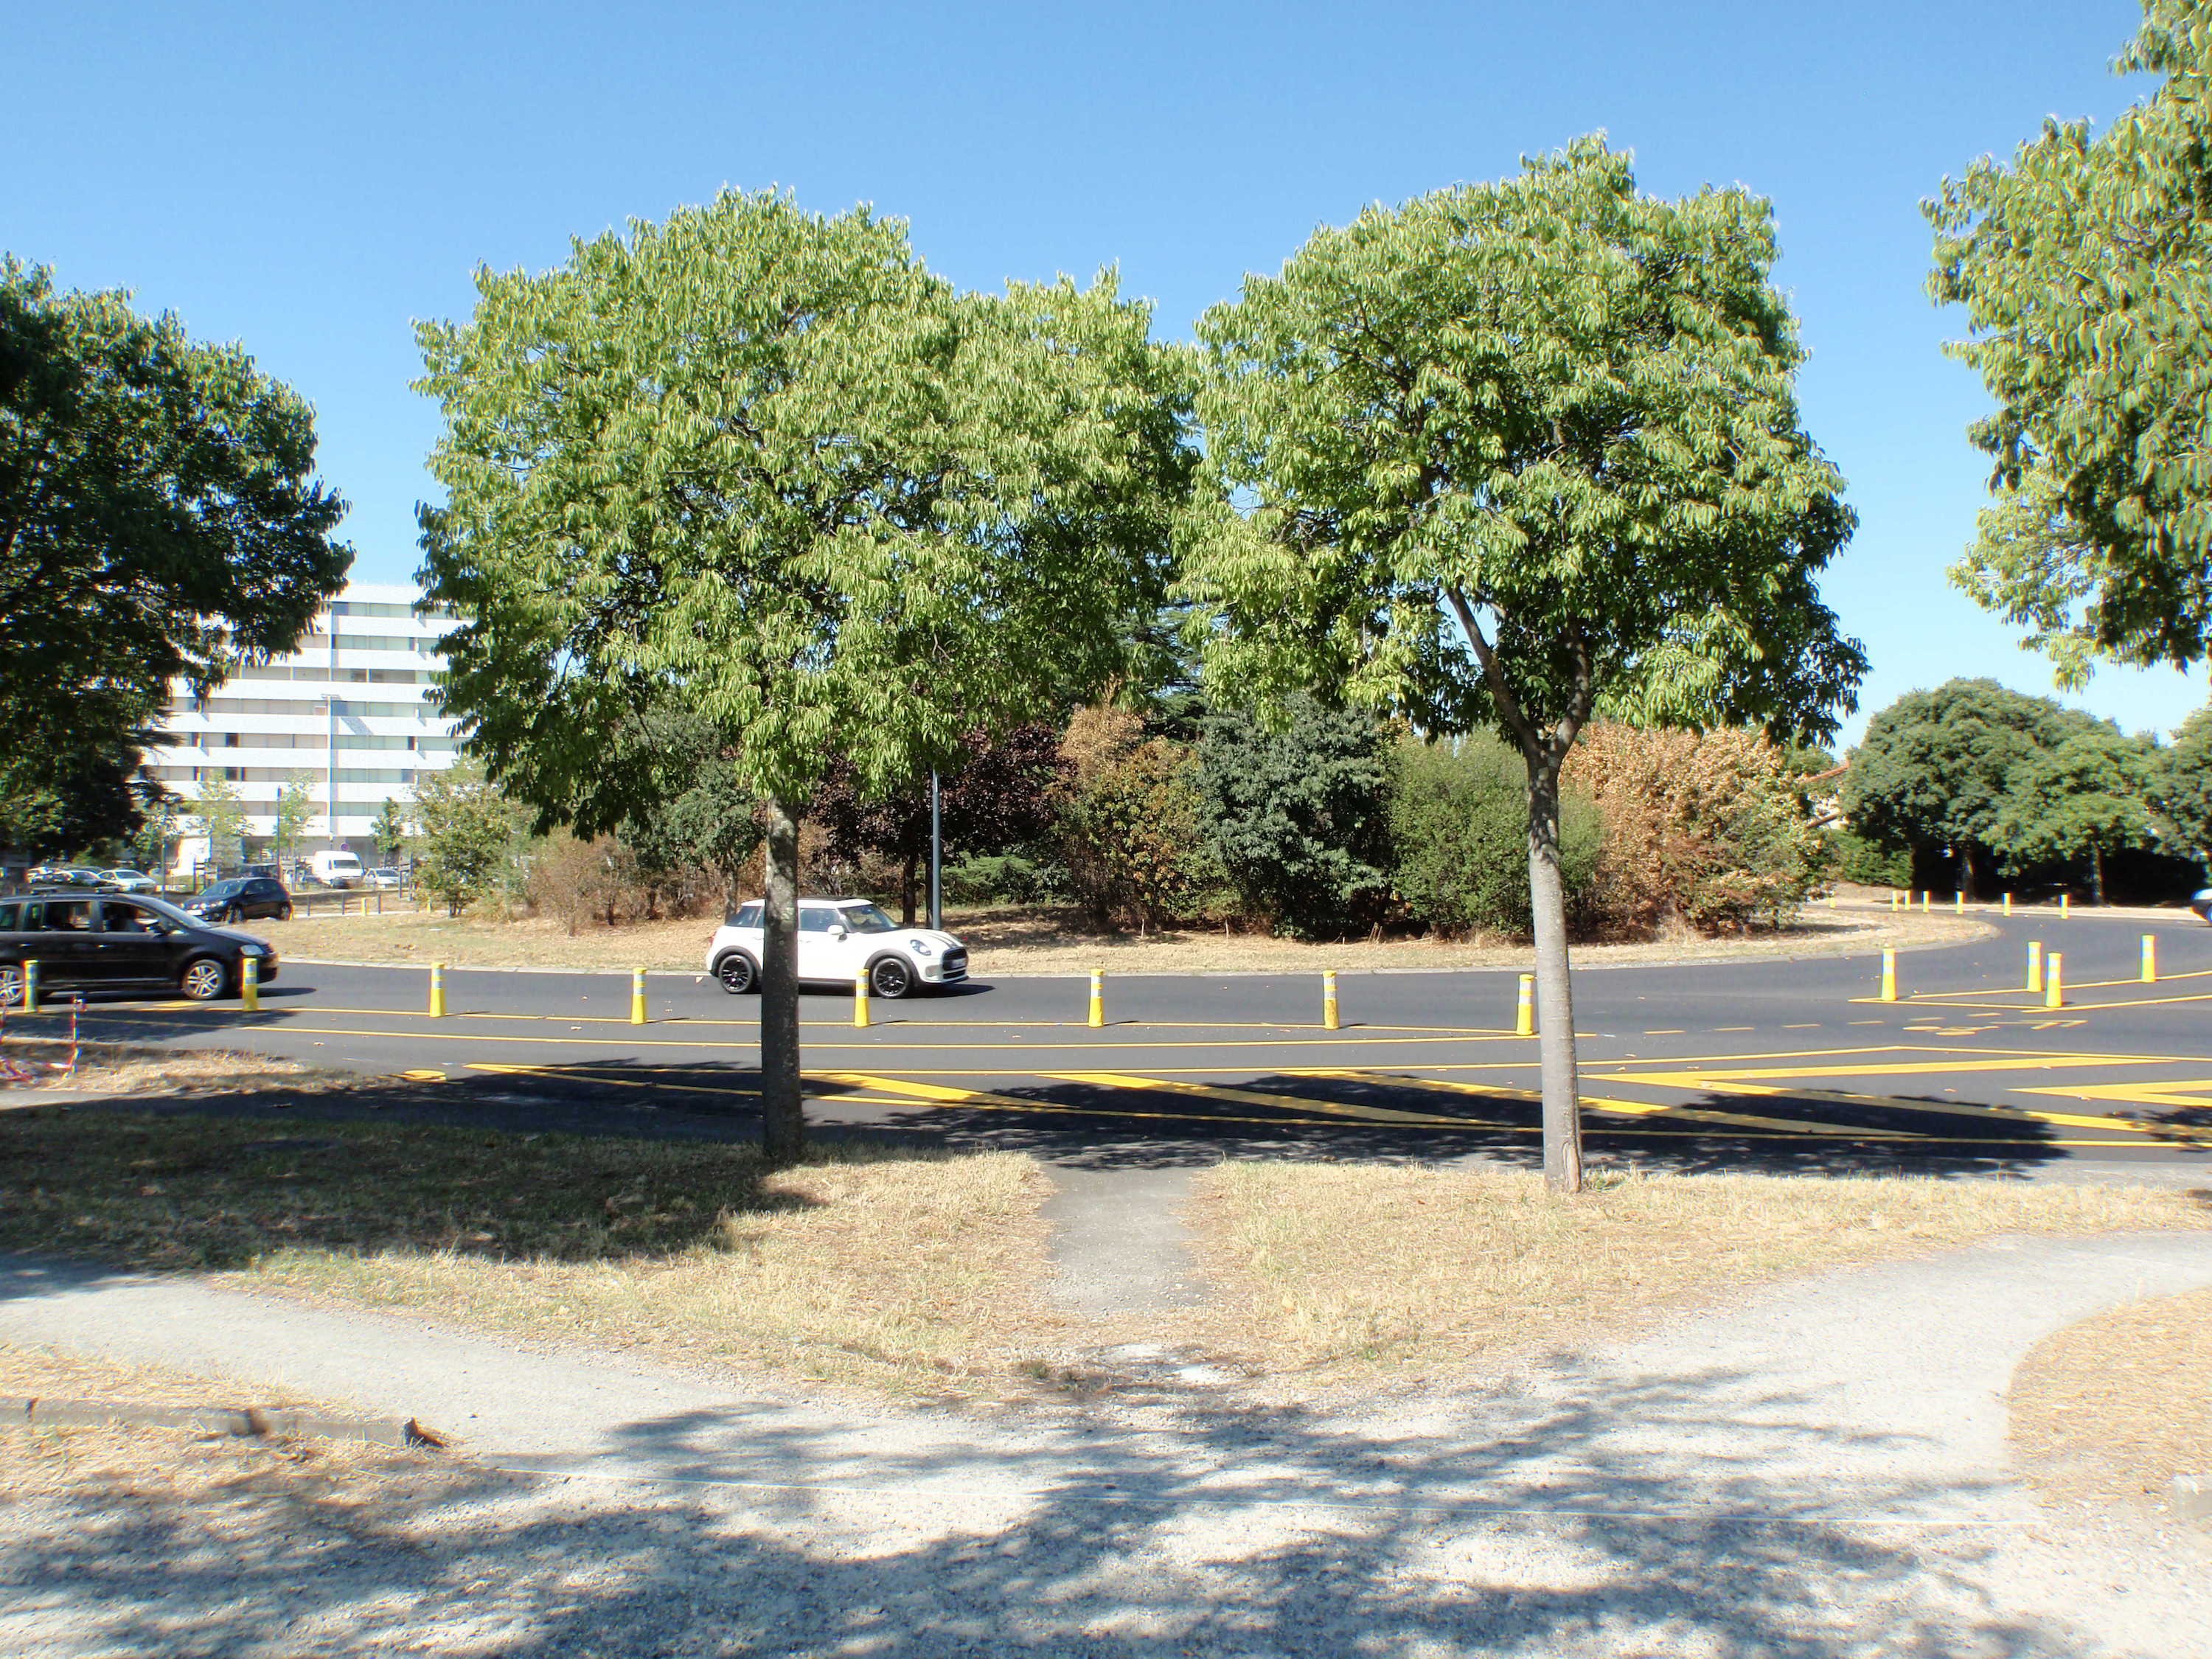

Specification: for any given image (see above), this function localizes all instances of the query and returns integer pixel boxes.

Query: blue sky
[10,0,2193,746]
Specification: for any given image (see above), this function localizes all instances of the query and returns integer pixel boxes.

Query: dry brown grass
[0,1111,1064,1402]
[0,1340,487,1533]
[0,1037,352,1097]
[2008,1285,2212,1519]
[251,898,1983,975]
[1183,1164,2212,1385]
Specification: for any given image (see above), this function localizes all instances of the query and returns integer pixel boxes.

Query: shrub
[1055,704,1223,932]
[942,851,1067,905]
[1829,829,1911,888]
[1194,698,1396,939]
[1570,724,1823,935]
[1390,734,1601,937]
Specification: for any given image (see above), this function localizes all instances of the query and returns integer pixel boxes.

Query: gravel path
[5,1235,2211,1656]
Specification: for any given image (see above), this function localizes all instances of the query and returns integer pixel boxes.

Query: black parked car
[0,893,279,1003]
[181,875,293,924]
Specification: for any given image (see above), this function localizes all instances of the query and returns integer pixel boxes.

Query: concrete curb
[2175,1473,2212,1521]
[4,1393,445,1447]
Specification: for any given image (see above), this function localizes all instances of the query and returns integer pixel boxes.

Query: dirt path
[5,1233,2212,1655]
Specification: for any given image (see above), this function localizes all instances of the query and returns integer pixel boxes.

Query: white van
[307,849,366,888]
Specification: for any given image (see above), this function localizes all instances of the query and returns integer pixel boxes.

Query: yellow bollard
[1088,969,1105,1029]
[428,961,447,1018]
[2046,952,2065,1009]
[2143,933,2158,984]
[2061,892,2072,919]
[22,959,38,1015]
[1920,891,1930,914]
[1516,973,1536,1036]
[1321,970,1339,1031]
[630,967,648,1025]
[853,967,871,1028]
[241,954,260,1012]
[2003,892,2013,917]
[1890,890,1900,911]
[2027,940,2043,993]
[1879,950,1897,1002]
[1954,891,1964,915]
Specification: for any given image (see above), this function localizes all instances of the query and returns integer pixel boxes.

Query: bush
[942,851,1067,906]
[1829,829,1910,888]
[1390,735,1602,937]
[1570,724,1823,935]
[1056,704,1225,932]
[1194,698,1396,939]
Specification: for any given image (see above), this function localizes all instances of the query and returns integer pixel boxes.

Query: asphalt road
[16,905,2212,1175]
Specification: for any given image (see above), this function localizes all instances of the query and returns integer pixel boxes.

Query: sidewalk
[6,1234,2212,1655]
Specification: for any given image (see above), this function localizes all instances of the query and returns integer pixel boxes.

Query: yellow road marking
[2016,1079,2212,1112]
[1040,1071,1467,1127]
[1312,1069,1924,1140]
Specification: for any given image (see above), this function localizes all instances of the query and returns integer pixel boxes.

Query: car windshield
[201,882,243,897]
[838,904,899,934]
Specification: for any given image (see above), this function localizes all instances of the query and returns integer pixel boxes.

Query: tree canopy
[1990,728,2157,903]
[0,257,349,852]
[1841,678,2100,894]
[1180,138,1861,1190]
[1929,1,2212,683]
[417,191,1190,1158]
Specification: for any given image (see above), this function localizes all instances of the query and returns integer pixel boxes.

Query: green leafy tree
[131,794,178,884]
[409,759,520,916]
[417,192,1189,1160]
[370,796,411,867]
[1929,2,2212,684]
[271,773,318,869]
[0,257,348,852]
[1992,729,2159,904]
[1391,734,1601,937]
[2157,705,2212,869]
[1180,139,1862,1191]
[1193,696,1395,939]
[1842,678,2098,894]
[187,773,246,877]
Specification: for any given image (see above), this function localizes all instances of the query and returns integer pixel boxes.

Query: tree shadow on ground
[0,1345,2132,1657]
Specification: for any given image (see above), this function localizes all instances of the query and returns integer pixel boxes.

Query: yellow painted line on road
[1040,1071,1468,1127]
[1601,1071,2212,1141]
[1305,1069,1925,1140]
[2016,1078,2212,1113]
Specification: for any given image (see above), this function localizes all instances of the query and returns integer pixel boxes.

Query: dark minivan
[0,894,279,1004]
[181,876,293,924]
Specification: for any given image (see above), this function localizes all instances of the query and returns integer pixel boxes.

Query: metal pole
[929,768,942,931]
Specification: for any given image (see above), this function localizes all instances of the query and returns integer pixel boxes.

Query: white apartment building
[147,580,463,867]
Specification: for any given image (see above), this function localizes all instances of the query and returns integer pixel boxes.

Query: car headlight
[907,939,934,956]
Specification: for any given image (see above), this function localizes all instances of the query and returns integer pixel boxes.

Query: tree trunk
[759,799,805,1166]
[900,849,919,927]
[2090,841,2107,906]
[1958,842,1976,903]
[1526,756,1584,1194]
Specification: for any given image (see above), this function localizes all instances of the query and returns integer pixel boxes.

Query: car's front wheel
[869,955,916,999]
[276,902,293,920]
[180,957,229,1002]
[715,951,759,995]
[0,966,22,1007]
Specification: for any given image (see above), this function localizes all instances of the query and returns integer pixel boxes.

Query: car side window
[731,902,763,928]
[101,901,166,934]
[27,900,92,933]
[797,908,833,933]
[0,903,17,931]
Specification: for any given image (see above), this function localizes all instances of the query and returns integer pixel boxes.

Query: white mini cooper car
[706,898,969,999]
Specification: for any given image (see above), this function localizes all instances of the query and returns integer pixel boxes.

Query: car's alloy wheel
[869,956,915,999]
[0,966,21,1007]
[716,952,759,995]
[276,902,293,920]
[180,958,229,1001]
